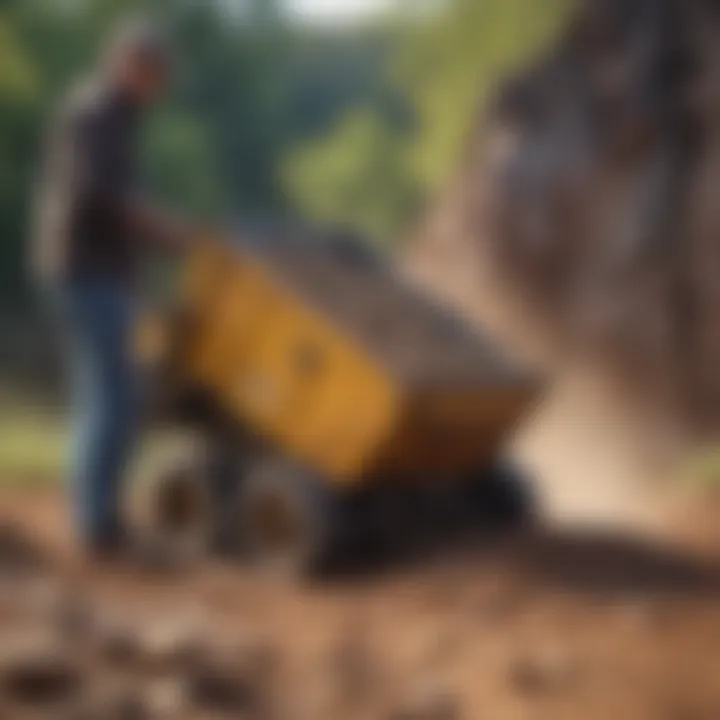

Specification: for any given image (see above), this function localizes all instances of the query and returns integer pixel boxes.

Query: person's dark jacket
[35,78,140,285]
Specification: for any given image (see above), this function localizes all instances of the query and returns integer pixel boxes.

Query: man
[35,20,191,558]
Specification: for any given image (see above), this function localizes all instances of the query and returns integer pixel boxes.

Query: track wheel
[141,443,217,562]
[238,457,337,577]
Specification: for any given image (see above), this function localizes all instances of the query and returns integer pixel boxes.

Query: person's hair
[104,17,171,72]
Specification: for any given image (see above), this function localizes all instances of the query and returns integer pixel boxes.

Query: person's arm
[126,196,194,252]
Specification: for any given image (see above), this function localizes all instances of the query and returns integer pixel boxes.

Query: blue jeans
[56,279,138,548]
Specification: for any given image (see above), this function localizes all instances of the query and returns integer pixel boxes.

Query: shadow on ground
[3,489,720,602]
[326,501,720,601]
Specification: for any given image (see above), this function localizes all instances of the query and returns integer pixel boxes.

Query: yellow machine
[140,230,542,573]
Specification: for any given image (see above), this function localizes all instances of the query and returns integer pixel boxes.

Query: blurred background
[3,1,720,718]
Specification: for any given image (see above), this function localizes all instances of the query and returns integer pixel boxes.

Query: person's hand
[129,198,197,252]
[160,214,196,251]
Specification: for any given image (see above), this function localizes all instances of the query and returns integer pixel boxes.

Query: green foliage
[284,109,420,243]
[143,110,228,219]
[0,16,41,104]
[0,12,43,303]
[396,0,571,193]
[286,0,571,239]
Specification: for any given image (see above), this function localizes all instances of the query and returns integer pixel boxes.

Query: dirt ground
[1,488,720,720]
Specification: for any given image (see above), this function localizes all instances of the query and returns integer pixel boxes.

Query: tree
[0,12,42,302]
[284,109,420,243]
[283,0,570,243]
[395,0,570,193]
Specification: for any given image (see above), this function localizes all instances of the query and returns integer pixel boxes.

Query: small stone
[617,598,663,632]
[0,635,82,707]
[6,576,92,640]
[54,596,98,642]
[509,645,582,696]
[331,630,379,705]
[391,685,461,720]
[105,694,150,720]
[423,627,464,669]
[139,617,208,674]
[188,654,257,713]
[74,681,150,720]
[93,613,143,667]
[145,678,189,718]
[15,577,101,645]
[0,522,50,577]
[231,634,281,688]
